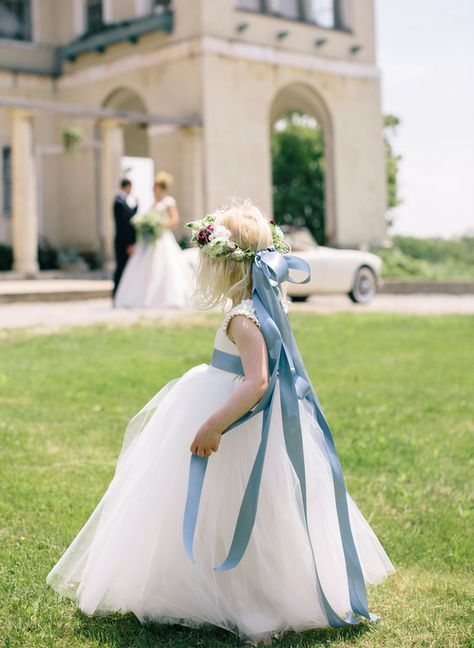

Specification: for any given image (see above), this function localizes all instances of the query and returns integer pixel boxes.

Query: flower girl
[47,201,394,643]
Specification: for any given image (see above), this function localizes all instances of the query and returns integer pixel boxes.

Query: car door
[314,247,357,293]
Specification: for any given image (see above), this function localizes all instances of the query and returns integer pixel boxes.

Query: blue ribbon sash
[183,249,376,626]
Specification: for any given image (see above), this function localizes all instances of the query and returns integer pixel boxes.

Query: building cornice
[58,33,379,89]
[201,35,380,80]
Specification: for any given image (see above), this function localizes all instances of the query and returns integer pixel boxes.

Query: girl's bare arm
[190,316,268,457]
[166,204,180,228]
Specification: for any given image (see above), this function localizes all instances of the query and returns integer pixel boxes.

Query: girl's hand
[190,315,268,459]
[190,419,222,457]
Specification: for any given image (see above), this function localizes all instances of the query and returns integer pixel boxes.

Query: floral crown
[186,214,290,261]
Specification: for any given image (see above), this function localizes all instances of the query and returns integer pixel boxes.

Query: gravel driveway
[1,294,473,334]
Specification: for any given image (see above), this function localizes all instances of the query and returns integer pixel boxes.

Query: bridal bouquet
[131,209,166,242]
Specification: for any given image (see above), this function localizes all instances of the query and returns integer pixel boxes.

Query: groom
[113,179,138,298]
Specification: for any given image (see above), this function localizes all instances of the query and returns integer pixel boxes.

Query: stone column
[99,119,124,267]
[10,109,39,275]
[181,126,204,224]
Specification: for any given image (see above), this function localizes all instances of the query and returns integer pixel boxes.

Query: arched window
[0,0,31,41]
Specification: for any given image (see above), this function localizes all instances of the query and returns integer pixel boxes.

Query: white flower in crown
[230,248,245,261]
[211,238,236,250]
[209,225,231,242]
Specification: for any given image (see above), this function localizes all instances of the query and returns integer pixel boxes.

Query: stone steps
[1,276,474,304]
[0,279,112,304]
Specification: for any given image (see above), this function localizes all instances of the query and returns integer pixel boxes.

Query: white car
[182,227,382,304]
[283,228,382,303]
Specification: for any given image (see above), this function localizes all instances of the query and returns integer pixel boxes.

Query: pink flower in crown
[197,224,214,246]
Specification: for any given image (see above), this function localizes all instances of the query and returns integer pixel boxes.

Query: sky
[375,0,474,238]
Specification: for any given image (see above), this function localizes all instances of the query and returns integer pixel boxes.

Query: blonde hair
[154,171,173,190]
[193,199,273,310]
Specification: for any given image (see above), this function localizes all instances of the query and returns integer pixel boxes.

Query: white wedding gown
[114,197,192,309]
[47,300,394,641]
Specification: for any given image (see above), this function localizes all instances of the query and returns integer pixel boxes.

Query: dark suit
[113,192,138,297]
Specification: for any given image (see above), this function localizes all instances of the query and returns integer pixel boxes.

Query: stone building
[0,0,386,274]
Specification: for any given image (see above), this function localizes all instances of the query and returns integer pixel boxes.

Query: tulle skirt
[114,231,192,309]
[47,364,394,641]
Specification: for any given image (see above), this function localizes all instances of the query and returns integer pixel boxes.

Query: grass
[378,235,474,280]
[0,313,473,647]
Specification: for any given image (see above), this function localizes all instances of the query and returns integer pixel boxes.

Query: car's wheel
[348,266,377,303]
[291,295,309,303]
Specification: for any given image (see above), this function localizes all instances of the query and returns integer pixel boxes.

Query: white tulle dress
[47,300,394,642]
[114,196,191,309]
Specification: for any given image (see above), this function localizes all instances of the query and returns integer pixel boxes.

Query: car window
[283,228,318,251]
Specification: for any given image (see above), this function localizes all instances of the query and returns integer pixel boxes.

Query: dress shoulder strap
[163,195,176,208]
[221,299,260,341]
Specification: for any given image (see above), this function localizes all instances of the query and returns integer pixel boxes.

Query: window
[2,147,12,217]
[237,0,350,29]
[306,0,349,29]
[271,0,301,20]
[236,0,262,10]
[307,0,335,27]
[0,0,31,41]
[153,0,172,13]
[86,0,103,34]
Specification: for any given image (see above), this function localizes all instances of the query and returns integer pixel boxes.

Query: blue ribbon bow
[183,248,377,626]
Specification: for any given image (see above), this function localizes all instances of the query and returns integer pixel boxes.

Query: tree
[271,112,326,244]
[272,111,402,241]
[384,114,402,224]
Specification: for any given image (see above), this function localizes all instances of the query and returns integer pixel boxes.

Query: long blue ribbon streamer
[183,248,376,626]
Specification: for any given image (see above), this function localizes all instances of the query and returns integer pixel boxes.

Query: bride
[114,172,192,309]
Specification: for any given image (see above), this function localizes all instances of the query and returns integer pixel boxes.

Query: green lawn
[1,314,473,648]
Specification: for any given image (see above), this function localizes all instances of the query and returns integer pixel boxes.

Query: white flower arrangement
[132,209,166,242]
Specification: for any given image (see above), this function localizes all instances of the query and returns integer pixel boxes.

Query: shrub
[0,242,102,272]
[378,236,474,279]
[0,243,13,271]
[38,240,58,270]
